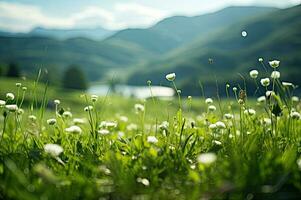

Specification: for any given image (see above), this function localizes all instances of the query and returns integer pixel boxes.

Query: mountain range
[0,5,300,95]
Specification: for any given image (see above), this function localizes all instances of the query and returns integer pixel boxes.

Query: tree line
[0,63,88,90]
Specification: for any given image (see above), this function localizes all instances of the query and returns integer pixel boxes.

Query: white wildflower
[0,100,6,107]
[282,82,293,87]
[262,118,272,126]
[165,73,176,81]
[134,104,145,113]
[224,113,234,120]
[28,115,37,121]
[5,104,18,112]
[271,71,280,79]
[208,105,216,112]
[47,118,57,125]
[84,105,93,111]
[159,121,169,130]
[209,124,217,130]
[91,95,98,102]
[54,99,60,105]
[73,118,86,124]
[216,121,226,129]
[292,96,299,102]
[244,109,256,116]
[137,178,150,186]
[257,96,266,103]
[249,70,259,79]
[44,144,63,157]
[16,83,22,87]
[266,91,275,97]
[258,58,263,62]
[197,152,217,165]
[99,121,117,129]
[6,93,15,100]
[147,136,158,144]
[269,60,280,68]
[62,111,72,118]
[205,98,213,104]
[17,108,24,115]
[119,116,128,122]
[213,140,222,145]
[290,111,301,120]
[233,87,237,92]
[127,123,138,131]
[65,125,82,134]
[98,129,110,135]
[260,78,270,87]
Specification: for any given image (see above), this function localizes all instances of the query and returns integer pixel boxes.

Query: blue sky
[0,0,300,32]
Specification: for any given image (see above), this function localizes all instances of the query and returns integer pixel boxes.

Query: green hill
[106,6,277,54]
[127,5,301,96]
[0,36,153,81]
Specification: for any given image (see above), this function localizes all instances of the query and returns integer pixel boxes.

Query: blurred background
[0,0,300,97]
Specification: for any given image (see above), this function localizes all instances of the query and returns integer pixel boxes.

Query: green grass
[0,64,301,200]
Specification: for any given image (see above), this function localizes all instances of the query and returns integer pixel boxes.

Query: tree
[62,65,88,90]
[6,63,20,77]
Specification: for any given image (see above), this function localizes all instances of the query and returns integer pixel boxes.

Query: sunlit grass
[0,59,300,199]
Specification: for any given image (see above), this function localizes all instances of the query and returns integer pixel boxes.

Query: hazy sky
[0,0,300,32]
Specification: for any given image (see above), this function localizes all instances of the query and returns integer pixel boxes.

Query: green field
[0,61,301,200]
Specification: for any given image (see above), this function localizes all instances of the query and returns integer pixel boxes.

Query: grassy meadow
[0,61,301,200]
